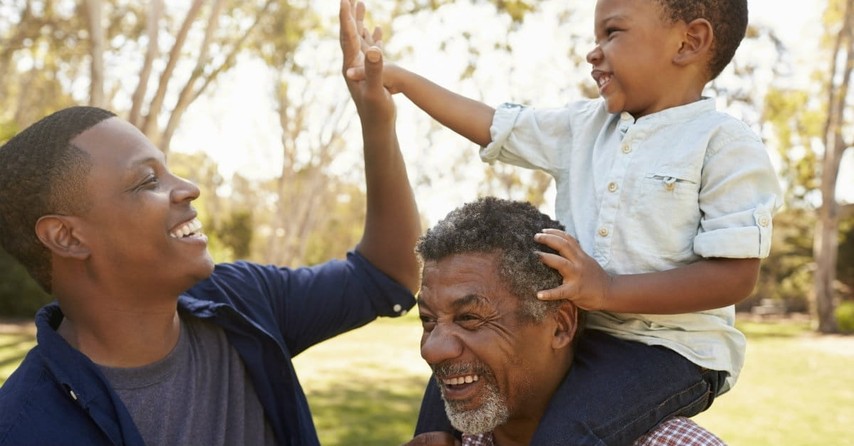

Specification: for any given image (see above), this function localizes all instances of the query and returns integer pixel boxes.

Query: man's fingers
[339,0,357,61]
[355,1,366,39]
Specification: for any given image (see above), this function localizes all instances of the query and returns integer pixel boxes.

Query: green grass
[3,315,852,446]
[693,320,854,446]
[0,329,34,382]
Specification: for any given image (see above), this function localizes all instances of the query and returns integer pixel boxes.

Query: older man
[409,197,725,446]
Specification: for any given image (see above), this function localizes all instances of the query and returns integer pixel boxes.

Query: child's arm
[533,229,760,313]
[344,1,494,147]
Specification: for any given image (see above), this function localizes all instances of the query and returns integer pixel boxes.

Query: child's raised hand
[534,228,612,311]
[340,0,393,121]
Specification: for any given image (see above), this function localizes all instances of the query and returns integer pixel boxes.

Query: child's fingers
[536,284,572,302]
[535,251,577,300]
[535,229,581,259]
[363,46,384,88]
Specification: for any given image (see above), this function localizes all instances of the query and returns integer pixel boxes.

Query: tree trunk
[129,0,163,127]
[84,0,105,107]
[814,0,854,333]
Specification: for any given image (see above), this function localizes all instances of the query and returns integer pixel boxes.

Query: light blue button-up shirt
[483,97,782,392]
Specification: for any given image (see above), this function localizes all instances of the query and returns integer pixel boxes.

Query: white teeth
[442,375,479,386]
[170,218,203,239]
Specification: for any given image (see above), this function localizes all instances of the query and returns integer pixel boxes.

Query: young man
[0,2,416,444]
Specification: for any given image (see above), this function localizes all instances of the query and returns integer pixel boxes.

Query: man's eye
[419,315,436,331]
[456,314,482,328]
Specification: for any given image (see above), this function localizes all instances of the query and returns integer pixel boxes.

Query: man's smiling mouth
[169,218,203,239]
[443,374,480,386]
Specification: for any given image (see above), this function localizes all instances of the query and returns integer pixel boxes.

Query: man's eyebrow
[416,293,491,311]
[450,294,490,312]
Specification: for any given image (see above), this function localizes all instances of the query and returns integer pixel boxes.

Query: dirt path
[800,333,854,357]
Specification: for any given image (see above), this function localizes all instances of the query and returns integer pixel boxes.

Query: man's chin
[444,390,509,435]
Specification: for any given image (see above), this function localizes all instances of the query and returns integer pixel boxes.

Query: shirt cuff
[480,103,523,163]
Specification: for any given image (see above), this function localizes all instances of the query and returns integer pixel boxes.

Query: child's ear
[674,18,714,66]
[35,215,91,260]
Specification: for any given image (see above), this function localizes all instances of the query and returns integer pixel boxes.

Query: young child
[347,0,782,444]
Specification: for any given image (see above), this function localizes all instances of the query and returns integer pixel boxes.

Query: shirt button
[393,304,402,313]
[598,227,609,237]
[608,182,618,193]
[621,144,632,154]
[758,216,770,227]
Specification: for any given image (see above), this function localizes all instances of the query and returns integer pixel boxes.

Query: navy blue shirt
[0,251,415,446]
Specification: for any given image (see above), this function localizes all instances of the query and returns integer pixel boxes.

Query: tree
[813,0,854,332]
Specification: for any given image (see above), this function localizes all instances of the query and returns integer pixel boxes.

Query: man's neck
[57,305,182,368]
[491,417,541,446]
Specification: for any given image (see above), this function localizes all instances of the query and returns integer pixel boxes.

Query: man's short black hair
[0,106,116,292]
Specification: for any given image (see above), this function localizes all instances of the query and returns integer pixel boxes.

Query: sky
[173,1,843,225]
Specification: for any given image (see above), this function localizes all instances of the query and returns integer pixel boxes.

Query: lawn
[2,314,852,446]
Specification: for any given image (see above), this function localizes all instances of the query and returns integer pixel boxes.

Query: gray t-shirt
[99,317,277,445]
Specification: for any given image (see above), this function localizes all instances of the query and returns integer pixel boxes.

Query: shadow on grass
[307,374,429,446]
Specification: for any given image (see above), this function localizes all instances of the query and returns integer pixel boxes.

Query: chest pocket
[632,168,702,260]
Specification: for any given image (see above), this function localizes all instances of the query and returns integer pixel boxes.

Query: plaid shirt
[461,417,725,446]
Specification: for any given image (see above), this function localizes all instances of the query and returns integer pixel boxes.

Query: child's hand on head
[534,228,612,311]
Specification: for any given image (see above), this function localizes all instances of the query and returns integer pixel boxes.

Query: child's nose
[586,45,602,65]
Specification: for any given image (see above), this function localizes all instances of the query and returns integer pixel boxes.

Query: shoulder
[634,417,726,446]
[0,349,65,444]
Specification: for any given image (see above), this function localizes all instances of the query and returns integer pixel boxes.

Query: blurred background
[0,1,852,445]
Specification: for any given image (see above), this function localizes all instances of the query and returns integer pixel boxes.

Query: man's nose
[421,324,463,365]
[170,175,201,203]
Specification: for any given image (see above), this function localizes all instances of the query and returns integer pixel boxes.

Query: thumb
[364,45,384,88]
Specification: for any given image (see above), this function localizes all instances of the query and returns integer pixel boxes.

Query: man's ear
[674,18,714,66]
[35,215,91,260]
[551,301,580,350]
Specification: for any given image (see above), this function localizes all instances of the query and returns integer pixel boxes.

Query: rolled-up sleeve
[480,102,572,173]
[694,123,783,259]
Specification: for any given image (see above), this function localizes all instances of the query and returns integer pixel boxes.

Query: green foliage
[217,211,254,260]
[748,208,815,312]
[0,247,52,318]
[835,301,854,333]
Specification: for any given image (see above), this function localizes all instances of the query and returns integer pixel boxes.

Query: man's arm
[535,229,760,313]
[340,0,421,293]
[344,1,495,147]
